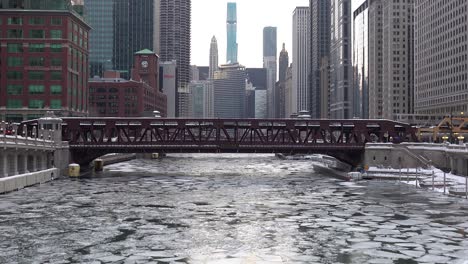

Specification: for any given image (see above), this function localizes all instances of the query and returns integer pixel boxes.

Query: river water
[1,154,468,264]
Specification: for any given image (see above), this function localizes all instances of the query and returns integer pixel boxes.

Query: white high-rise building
[415,0,468,116]
[209,36,219,79]
[292,7,310,114]
[160,60,178,117]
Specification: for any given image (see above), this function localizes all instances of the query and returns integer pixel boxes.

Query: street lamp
[458,135,465,145]
[442,135,449,143]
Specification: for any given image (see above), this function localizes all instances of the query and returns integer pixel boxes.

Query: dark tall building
[330,0,352,119]
[156,0,191,99]
[278,43,289,118]
[84,0,114,77]
[263,26,277,118]
[0,0,90,122]
[114,0,154,79]
[84,0,155,79]
[310,0,331,118]
[279,43,289,83]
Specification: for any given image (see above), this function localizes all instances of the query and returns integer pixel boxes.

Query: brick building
[0,0,90,122]
[89,49,167,117]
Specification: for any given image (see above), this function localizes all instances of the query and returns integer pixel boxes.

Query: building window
[29,43,45,52]
[50,43,62,52]
[50,100,62,109]
[50,30,62,39]
[7,57,23,66]
[7,71,23,80]
[29,85,45,94]
[29,100,44,109]
[51,18,62,25]
[29,57,45,66]
[51,58,62,66]
[7,29,23,38]
[29,17,44,25]
[7,43,23,52]
[50,85,62,95]
[28,71,45,80]
[7,99,22,109]
[50,71,62,80]
[29,29,45,38]
[7,17,22,25]
[7,85,23,95]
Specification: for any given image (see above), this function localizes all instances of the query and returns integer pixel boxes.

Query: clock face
[141,60,149,68]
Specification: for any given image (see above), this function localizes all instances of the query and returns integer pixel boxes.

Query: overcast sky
[191,0,365,68]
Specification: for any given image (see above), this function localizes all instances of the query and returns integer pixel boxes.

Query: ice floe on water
[1,154,468,263]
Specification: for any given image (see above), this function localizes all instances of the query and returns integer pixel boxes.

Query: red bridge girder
[21,118,418,166]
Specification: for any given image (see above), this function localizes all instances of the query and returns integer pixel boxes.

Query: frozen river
[1,154,468,263]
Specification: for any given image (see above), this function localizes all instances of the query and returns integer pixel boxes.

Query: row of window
[7,43,63,53]
[6,71,63,80]
[4,29,62,39]
[7,57,62,67]
[2,17,62,26]
[7,84,62,95]
[6,99,62,109]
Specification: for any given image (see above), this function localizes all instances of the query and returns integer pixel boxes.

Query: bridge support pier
[11,152,18,176]
[0,152,8,178]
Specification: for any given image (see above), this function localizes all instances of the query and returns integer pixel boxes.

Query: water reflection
[0,154,467,263]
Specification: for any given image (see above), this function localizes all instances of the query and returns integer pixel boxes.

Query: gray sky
[191,0,364,68]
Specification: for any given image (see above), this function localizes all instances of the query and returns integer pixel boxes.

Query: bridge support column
[17,153,27,174]
[0,152,7,178]
[10,152,18,176]
[30,154,37,172]
[22,152,29,174]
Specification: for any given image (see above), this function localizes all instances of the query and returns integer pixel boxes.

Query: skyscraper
[0,0,90,122]
[213,64,246,118]
[85,0,114,77]
[381,0,414,120]
[310,0,331,118]
[415,0,465,116]
[84,0,155,79]
[330,0,353,119]
[292,7,310,114]
[279,44,289,83]
[113,0,155,79]
[368,0,383,119]
[156,0,191,116]
[226,2,238,64]
[209,36,218,79]
[263,27,277,118]
[353,1,369,119]
[278,43,289,118]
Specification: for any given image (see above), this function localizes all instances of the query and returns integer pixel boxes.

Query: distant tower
[278,43,289,117]
[279,43,289,83]
[226,2,238,63]
[263,26,277,118]
[209,36,219,79]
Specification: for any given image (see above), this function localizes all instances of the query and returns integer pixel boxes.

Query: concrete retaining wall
[0,168,58,194]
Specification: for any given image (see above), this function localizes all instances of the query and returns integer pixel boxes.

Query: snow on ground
[367,166,468,195]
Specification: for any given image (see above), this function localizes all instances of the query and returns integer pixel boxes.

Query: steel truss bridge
[22,118,418,166]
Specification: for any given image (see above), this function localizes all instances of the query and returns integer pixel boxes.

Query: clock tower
[132,49,159,90]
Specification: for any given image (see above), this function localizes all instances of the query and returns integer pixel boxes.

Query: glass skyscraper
[310,0,331,118]
[85,0,114,77]
[353,1,369,119]
[226,2,237,64]
[84,0,155,78]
